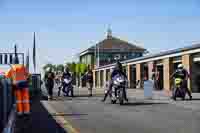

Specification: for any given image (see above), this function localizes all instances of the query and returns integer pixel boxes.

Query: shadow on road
[185,98,200,101]
[121,102,169,106]
[73,94,103,98]
[50,113,88,117]
[41,93,104,101]
[15,95,68,133]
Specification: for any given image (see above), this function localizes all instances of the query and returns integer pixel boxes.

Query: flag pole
[26,49,29,73]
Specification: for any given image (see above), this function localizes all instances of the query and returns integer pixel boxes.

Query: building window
[172,56,182,63]
[132,53,136,57]
[135,53,142,57]
[114,54,121,60]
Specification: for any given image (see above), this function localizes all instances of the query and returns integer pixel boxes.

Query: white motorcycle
[110,74,127,105]
[62,77,74,97]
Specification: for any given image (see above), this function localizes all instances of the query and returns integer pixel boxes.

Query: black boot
[186,88,192,100]
[123,88,129,102]
[101,93,108,102]
[58,87,61,96]
[88,90,92,97]
[190,95,192,100]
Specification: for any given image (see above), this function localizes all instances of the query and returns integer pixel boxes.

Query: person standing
[44,67,55,100]
[6,64,31,116]
[85,69,93,97]
[155,70,160,90]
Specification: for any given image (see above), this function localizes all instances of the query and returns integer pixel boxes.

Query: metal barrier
[0,77,16,133]
[29,74,41,97]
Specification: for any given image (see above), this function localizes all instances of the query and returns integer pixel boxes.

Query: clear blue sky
[0,0,200,73]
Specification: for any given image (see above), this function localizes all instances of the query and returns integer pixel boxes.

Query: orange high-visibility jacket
[6,64,29,84]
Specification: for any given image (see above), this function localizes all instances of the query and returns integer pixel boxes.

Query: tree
[69,62,76,73]
[43,63,56,71]
[80,63,88,74]
[56,64,64,72]
[75,63,88,75]
[63,61,88,87]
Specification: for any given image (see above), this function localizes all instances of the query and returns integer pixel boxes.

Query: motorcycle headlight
[117,79,123,82]
[104,90,107,94]
[64,79,70,84]
[114,80,120,85]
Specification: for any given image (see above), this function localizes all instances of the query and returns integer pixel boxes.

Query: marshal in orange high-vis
[6,64,30,116]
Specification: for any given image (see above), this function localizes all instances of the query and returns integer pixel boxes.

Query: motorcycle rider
[84,68,93,97]
[44,67,55,100]
[171,64,192,100]
[62,67,74,97]
[101,61,128,102]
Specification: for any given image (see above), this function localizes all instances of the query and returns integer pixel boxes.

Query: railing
[0,77,16,133]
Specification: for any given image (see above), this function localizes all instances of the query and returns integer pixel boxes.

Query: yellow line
[54,113,80,133]
[41,101,79,133]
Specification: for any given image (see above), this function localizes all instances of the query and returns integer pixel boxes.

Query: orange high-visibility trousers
[15,88,30,115]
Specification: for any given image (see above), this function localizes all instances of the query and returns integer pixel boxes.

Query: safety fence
[0,77,16,133]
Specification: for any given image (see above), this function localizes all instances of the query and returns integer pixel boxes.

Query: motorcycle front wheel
[111,100,116,104]
[119,89,124,105]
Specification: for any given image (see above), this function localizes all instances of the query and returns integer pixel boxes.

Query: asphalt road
[43,95,200,133]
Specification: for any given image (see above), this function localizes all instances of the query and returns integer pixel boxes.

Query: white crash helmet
[46,67,51,72]
[178,64,184,69]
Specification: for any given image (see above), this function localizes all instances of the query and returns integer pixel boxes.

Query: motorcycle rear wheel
[182,97,185,100]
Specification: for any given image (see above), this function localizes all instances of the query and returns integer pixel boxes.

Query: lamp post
[97,44,100,67]
[95,43,100,68]
[96,43,100,88]
[94,43,96,67]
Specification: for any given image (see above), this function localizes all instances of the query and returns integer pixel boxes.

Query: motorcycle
[62,77,74,97]
[172,78,186,101]
[110,74,127,105]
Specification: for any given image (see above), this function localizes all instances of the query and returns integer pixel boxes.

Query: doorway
[100,70,104,88]
[156,65,164,90]
[130,65,136,88]
[191,61,200,92]
[143,64,149,81]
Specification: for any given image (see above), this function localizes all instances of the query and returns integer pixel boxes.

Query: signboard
[144,80,153,99]
[0,53,24,65]
[193,57,200,62]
